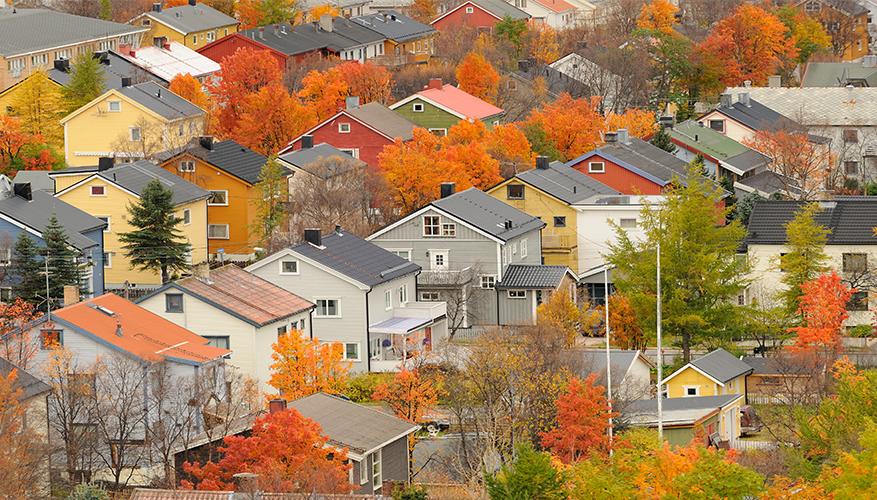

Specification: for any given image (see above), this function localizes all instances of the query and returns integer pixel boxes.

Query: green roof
[667,120,751,160]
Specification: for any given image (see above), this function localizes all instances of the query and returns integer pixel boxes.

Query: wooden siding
[498,288,536,325]
[432,3,502,31]
[392,99,462,133]
[382,436,410,484]
[196,34,290,71]
[137,18,239,49]
[287,112,396,168]
[568,153,663,195]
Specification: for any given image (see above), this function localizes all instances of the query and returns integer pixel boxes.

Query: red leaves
[0,116,58,177]
[789,270,854,354]
[208,48,283,138]
[540,374,616,464]
[373,368,442,423]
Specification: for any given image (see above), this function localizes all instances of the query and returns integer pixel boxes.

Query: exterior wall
[522,3,575,28]
[798,7,868,61]
[696,111,754,144]
[665,367,720,398]
[568,153,664,195]
[497,288,537,325]
[381,436,410,484]
[432,4,502,31]
[287,113,394,168]
[392,98,461,134]
[136,16,239,49]
[196,35,289,71]
[575,202,652,273]
[55,177,208,286]
[52,173,94,192]
[367,273,419,325]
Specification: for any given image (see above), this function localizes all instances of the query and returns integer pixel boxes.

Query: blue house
[0,176,106,298]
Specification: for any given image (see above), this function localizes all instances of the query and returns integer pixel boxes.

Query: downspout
[365,288,371,372]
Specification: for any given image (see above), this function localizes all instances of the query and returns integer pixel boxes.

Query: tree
[606,294,646,350]
[528,24,559,65]
[0,370,46,500]
[605,166,752,363]
[536,289,601,347]
[249,157,290,247]
[405,0,439,23]
[788,271,853,355]
[233,83,315,155]
[0,298,42,371]
[649,124,677,154]
[117,178,192,284]
[169,73,209,110]
[42,213,87,308]
[743,128,836,200]
[777,202,830,319]
[773,5,832,64]
[732,190,763,226]
[540,374,615,464]
[10,232,44,305]
[373,368,442,424]
[525,94,603,161]
[485,444,568,500]
[485,123,536,178]
[235,0,296,28]
[10,69,64,148]
[456,52,500,103]
[0,116,60,176]
[209,48,283,138]
[305,3,340,22]
[267,329,351,400]
[636,0,679,34]
[181,408,352,493]
[495,15,528,56]
[604,108,656,139]
[60,49,108,114]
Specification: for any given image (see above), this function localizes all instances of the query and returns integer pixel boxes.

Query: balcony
[395,300,446,320]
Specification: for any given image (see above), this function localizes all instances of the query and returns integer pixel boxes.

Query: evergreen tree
[249,157,289,246]
[779,202,830,319]
[9,232,43,304]
[650,124,677,154]
[118,179,191,284]
[495,15,529,56]
[42,214,87,308]
[733,190,763,226]
[60,49,108,114]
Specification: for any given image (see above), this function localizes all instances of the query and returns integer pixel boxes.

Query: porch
[369,301,447,372]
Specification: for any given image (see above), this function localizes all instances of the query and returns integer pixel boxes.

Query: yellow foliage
[11,69,64,148]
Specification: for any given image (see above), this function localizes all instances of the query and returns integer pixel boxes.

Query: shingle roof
[514,162,620,204]
[495,264,572,289]
[288,393,420,456]
[90,160,210,205]
[117,81,204,120]
[746,198,877,245]
[469,0,530,20]
[430,187,546,242]
[346,102,418,141]
[707,94,789,131]
[0,188,104,250]
[351,11,437,43]
[581,350,655,385]
[153,138,275,185]
[0,9,146,58]
[144,3,238,34]
[403,83,504,120]
[591,137,691,184]
[801,62,877,87]
[289,229,421,287]
[688,348,754,384]
[119,41,220,81]
[278,143,365,177]
[0,358,51,400]
[723,87,877,127]
[49,51,169,89]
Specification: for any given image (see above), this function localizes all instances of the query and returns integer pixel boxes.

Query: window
[844,129,858,143]
[177,160,195,173]
[507,80,517,91]
[182,208,191,225]
[554,216,566,227]
[845,161,859,175]
[432,251,448,270]
[428,128,447,137]
[192,35,198,45]
[849,291,869,311]
[130,126,141,142]
[507,184,524,200]
[98,216,111,233]
[442,223,456,236]
[521,239,527,257]
[204,336,230,350]
[413,103,424,112]
[177,123,185,137]
[805,0,821,10]
[166,293,183,312]
[344,342,360,361]
[8,58,25,74]
[338,123,351,133]
[481,275,496,289]
[619,218,637,229]
[108,101,121,112]
[709,120,725,132]
[280,260,299,274]
[465,6,474,12]
[142,18,151,26]
[316,299,340,317]
[31,53,48,67]
[398,285,408,303]
[859,40,863,52]
[338,148,359,158]
[40,329,62,348]
[390,250,411,260]
[90,185,106,196]
[207,31,216,42]
[843,253,867,273]
[55,49,71,60]
[385,289,392,309]
[103,252,112,268]
[423,216,440,236]
[683,386,699,397]
[421,291,440,301]
[277,325,287,337]
[372,450,382,489]
[208,224,229,239]
[208,190,228,205]
[588,161,605,173]
[508,290,526,299]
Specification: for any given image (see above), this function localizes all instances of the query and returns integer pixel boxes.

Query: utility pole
[604,266,613,454]
[657,238,663,439]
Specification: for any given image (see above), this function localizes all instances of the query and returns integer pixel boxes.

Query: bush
[848,324,872,338]
[345,372,393,402]
[68,483,108,500]
[392,483,429,500]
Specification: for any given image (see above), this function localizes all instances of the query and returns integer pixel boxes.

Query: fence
[106,286,156,301]
[732,439,780,452]
[748,394,821,405]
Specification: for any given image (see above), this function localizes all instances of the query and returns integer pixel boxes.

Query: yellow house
[629,394,745,448]
[350,10,438,64]
[128,2,239,50]
[662,348,754,399]
[53,159,209,288]
[796,0,870,61]
[60,81,205,167]
[486,158,621,274]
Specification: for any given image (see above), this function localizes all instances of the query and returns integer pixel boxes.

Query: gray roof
[351,11,437,43]
[48,51,169,89]
[117,81,204,120]
[346,102,417,141]
[12,170,54,193]
[688,348,754,384]
[278,143,365,177]
[0,189,104,250]
[514,162,620,204]
[288,393,420,456]
[78,160,209,205]
[289,229,421,287]
[735,170,800,198]
[802,62,877,87]
[746,198,877,246]
[706,95,789,131]
[239,22,328,56]
[470,0,530,20]
[430,187,546,242]
[630,394,743,413]
[0,358,51,400]
[725,149,770,175]
[741,357,782,375]
[144,3,238,34]
[153,138,276,185]
[495,264,572,289]
[723,86,877,127]
[581,349,654,385]
[0,9,147,58]
[590,138,691,184]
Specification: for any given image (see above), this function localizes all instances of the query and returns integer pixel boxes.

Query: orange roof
[173,265,314,326]
[53,294,230,365]
[416,84,504,120]
[531,0,576,12]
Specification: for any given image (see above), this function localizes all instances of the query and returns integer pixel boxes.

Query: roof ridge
[306,236,386,282]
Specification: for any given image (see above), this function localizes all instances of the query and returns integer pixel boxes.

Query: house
[580,349,654,398]
[662,348,753,399]
[801,58,877,87]
[795,0,869,61]
[60,80,206,167]
[197,31,290,72]
[52,159,209,289]
[519,0,577,28]
[152,137,287,259]
[246,228,448,372]
[431,0,530,34]
[128,1,240,50]
[628,394,746,448]
[486,156,620,274]
[696,91,797,143]
[744,197,877,328]
[280,100,418,168]
[27,293,230,485]
[0,175,107,298]
[504,59,591,121]
[352,11,438,65]
[278,135,366,190]
[0,8,147,92]
[547,52,630,114]
[136,264,314,393]
[117,41,220,85]
[368,185,549,330]
[11,171,54,194]
[390,79,505,133]
[742,356,825,404]
[495,264,577,325]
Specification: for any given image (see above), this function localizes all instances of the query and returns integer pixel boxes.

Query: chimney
[301,135,314,149]
[119,44,131,57]
[304,228,322,246]
[346,96,359,109]
[518,59,529,73]
[232,473,259,494]
[152,2,161,11]
[846,84,855,102]
[865,55,877,68]
[743,80,751,88]
[719,93,732,108]
[54,59,70,72]
[605,132,618,144]
[391,14,396,20]
[320,14,333,32]
[738,92,750,107]
[428,78,442,90]
[617,128,630,144]
[382,12,388,22]
[98,156,115,171]
[193,261,210,279]
[188,0,196,5]
[157,89,162,98]
[268,399,287,414]
[504,220,513,229]
[535,156,550,170]
[274,24,279,36]
[64,285,80,306]
[258,27,265,39]
[440,182,455,198]
[768,75,781,88]
[115,314,123,337]
[658,115,675,129]
[13,183,31,201]
[199,136,214,150]
[335,224,342,232]
[121,77,131,87]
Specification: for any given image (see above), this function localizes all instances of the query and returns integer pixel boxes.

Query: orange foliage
[759,478,827,500]
[456,52,500,104]
[181,408,352,493]
[526,93,603,161]
[0,116,58,176]
[630,440,745,499]
[233,83,316,156]
[528,24,559,64]
[298,61,394,119]
[235,0,264,30]
[169,73,208,110]
[267,329,352,400]
[306,3,341,22]
[407,0,439,23]
[540,374,616,464]
[162,0,189,7]
[605,108,657,140]
[0,298,42,371]
[637,0,680,34]
[743,129,835,200]
[209,48,283,138]
[606,294,646,351]
[373,368,442,423]
[0,369,44,497]
[486,124,537,177]
[788,271,854,355]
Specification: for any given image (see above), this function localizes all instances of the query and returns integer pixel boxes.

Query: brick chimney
[268,399,287,414]
[428,78,442,90]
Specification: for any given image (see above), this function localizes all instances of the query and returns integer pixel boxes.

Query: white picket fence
[732,439,780,452]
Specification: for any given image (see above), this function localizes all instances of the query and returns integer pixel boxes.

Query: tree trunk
[682,331,691,364]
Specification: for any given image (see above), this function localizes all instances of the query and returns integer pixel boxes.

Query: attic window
[90,185,106,196]
[465,6,474,13]
[709,120,724,133]
[413,103,424,112]
[805,0,821,11]
[338,123,351,133]
[108,101,121,112]
[179,161,195,172]
[142,19,151,26]
[588,161,604,173]
[507,184,524,200]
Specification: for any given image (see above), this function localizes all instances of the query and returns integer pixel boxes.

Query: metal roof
[403,83,504,120]
[0,9,147,58]
[369,316,432,334]
[153,138,275,186]
[689,348,754,384]
[723,86,877,127]
[143,3,238,35]
[495,264,573,289]
[734,170,800,198]
[12,170,54,193]
[346,102,418,141]
[117,81,205,120]
[746,198,877,246]
[48,51,169,89]
[93,160,210,205]
[278,143,365,176]
[591,137,691,183]
[514,162,620,204]
[0,188,104,250]
[707,93,789,131]
[351,11,437,43]
[238,22,328,55]
[628,394,743,426]
[119,41,220,81]
[802,62,877,87]
[430,187,546,243]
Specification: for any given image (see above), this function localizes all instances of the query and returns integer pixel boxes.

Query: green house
[390,78,504,136]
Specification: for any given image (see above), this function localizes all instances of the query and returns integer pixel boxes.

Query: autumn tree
[181,408,352,493]
[405,0,439,23]
[233,83,315,155]
[528,24,559,64]
[0,299,42,371]
[540,374,615,464]
[169,73,209,110]
[0,370,47,499]
[606,294,646,350]
[788,271,853,355]
[636,0,679,34]
[268,329,352,400]
[298,62,394,119]
[456,52,500,104]
[209,48,283,138]
[304,3,341,22]
[11,69,64,148]
[777,202,830,319]
[374,368,442,423]
[0,116,60,176]
[236,0,296,29]
[536,289,601,347]
[485,444,567,500]
[743,129,835,200]
[774,5,832,65]
[604,108,656,139]
[60,49,108,114]
[486,124,536,178]
[525,94,603,161]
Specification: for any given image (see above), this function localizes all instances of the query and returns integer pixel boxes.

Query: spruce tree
[60,49,108,114]
[9,232,43,305]
[42,214,87,307]
[650,124,677,154]
[118,179,192,284]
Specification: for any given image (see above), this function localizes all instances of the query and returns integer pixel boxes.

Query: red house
[431,0,530,33]
[278,101,417,168]
[197,22,335,71]
[198,33,291,71]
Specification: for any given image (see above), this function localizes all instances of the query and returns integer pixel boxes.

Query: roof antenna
[115,313,123,337]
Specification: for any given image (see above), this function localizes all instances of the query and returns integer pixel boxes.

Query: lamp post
[604,265,613,454]
[657,238,663,439]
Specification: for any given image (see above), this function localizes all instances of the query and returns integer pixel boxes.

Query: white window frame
[90,185,107,197]
[182,208,191,225]
[8,58,25,73]
[423,216,440,236]
[129,126,142,142]
[315,298,341,317]
[465,6,474,12]
[97,216,111,233]
[338,148,359,158]
[390,249,411,260]
[420,291,440,301]
[178,161,195,173]
[338,123,351,133]
[208,190,228,206]
[441,223,456,236]
[398,285,408,304]
[30,53,48,68]
[108,100,121,112]
[683,385,700,397]
[344,342,360,361]
[521,239,527,258]
[385,289,392,310]
[279,260,299,275]
[480,275,496,289]
[103,251,112,269]
[55,49,72,60]
[372,449,382,490]
[431,250,448,270]
[508,290,526,299]
[588,161,605,173]
[413,103,425,112]
[208,224,229,239]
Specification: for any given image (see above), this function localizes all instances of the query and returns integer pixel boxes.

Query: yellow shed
[663,348,754,399]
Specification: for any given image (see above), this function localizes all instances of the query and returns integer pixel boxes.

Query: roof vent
[304,228,322,246]
[504,220,513,230]
[54,59,70,72]
[115,314,123,337]
[13,183,31,201]
[738,92,750,107]
[301,135,314,149]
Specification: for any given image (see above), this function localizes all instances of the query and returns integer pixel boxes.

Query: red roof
[416,84,504,120]
[174,265,314,326]
[531,0,576,12]
[54,294,230,364]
